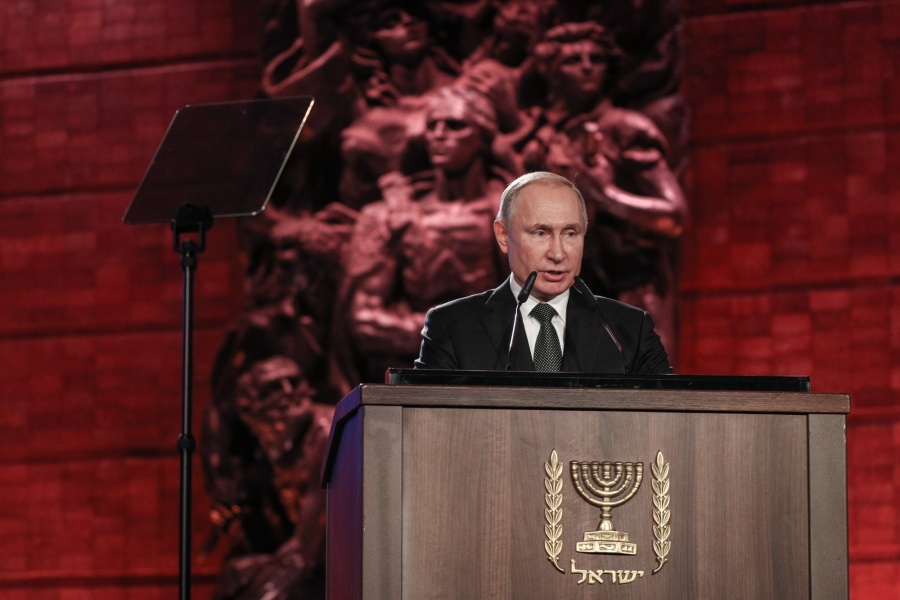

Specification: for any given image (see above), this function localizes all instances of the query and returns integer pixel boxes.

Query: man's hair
[496,171,588,227]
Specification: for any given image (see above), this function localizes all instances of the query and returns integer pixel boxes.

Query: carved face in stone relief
[491,0,548,64]
[370,6,430,65]
[495,0,543,31]
[550,39,608,108]
[535,22,618,113]
[235,357,312,468]
[424,95,483,174]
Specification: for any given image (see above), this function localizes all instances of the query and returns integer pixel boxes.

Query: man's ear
[494,220,510,255]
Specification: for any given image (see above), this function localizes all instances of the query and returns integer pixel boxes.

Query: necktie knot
[531,302,557,324]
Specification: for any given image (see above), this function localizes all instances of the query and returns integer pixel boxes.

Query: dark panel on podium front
[386,369,810,393]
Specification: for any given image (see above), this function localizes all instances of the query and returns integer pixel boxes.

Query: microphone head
[518,271,538,304]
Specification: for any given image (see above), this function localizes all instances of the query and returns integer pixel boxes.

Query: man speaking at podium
[414,171,671,373]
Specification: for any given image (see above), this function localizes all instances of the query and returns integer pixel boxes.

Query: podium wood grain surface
[324,384,849,600]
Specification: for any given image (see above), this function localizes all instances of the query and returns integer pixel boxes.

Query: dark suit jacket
[414,279,671,373]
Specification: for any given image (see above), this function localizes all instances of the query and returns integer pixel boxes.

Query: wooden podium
[322,372,849,599]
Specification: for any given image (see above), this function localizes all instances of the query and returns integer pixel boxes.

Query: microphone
[506,271,537,371]
[574,277,628,373]
[517,271,538,304]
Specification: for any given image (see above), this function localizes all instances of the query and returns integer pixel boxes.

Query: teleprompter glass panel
[123,96,314,224]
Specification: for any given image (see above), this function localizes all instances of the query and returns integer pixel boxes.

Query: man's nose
[546,235,565,261]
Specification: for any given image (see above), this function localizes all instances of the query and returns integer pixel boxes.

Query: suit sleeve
[631,311,672,374]
[413,306,459,370]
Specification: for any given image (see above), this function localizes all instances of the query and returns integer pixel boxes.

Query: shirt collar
[508,275,570,323]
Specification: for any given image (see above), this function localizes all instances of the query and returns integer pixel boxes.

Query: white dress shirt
[508,276,569,358]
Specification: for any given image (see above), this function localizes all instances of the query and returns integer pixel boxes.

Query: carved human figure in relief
[467,0,555,69]
[336,0,463,208]
[522,22,686,350]
[455,0,558,150]
[261,1,455,114]
[333,85,510,389]
[201,206,353,600]
[261,1,462,209]
[204,356,333,600]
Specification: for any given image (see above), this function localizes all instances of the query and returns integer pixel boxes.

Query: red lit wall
[0,1,257,597]
[680,0,900,595]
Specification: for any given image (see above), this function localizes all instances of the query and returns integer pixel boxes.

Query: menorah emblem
[570,460,644,555]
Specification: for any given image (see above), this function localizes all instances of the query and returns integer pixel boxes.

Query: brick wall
[682,0,900,595]
[0,1,258,597]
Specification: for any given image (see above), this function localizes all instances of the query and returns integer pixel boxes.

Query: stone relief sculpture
[523,21,686,351]
[331,84,512,390]
[202,1,686,598]
[203,356,333,600]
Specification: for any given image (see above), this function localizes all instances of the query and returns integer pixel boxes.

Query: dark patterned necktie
[531,303,562,372]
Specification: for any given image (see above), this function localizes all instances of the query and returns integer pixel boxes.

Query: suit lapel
[563,291,592,372]
[481,280,624,373]
[481,280,534,371]
[481,282,515,370]
[564,286,625,373]
[509,318,534,371]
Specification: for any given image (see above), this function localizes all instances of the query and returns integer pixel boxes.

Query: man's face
[494,183,585,301]
[425,97,481,174]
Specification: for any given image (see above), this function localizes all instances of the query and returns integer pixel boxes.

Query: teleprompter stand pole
[172,203,213,600]
[121,96,316,599]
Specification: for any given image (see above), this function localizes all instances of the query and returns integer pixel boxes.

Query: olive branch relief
[651,450,671,574]
[544,450,565,573]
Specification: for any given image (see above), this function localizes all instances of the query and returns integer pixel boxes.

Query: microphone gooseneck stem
[574,276,628,374]
[506,271,538,371]
[506,309,521,372]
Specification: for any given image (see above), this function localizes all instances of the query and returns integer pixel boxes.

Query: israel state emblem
[544,450,671,585]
